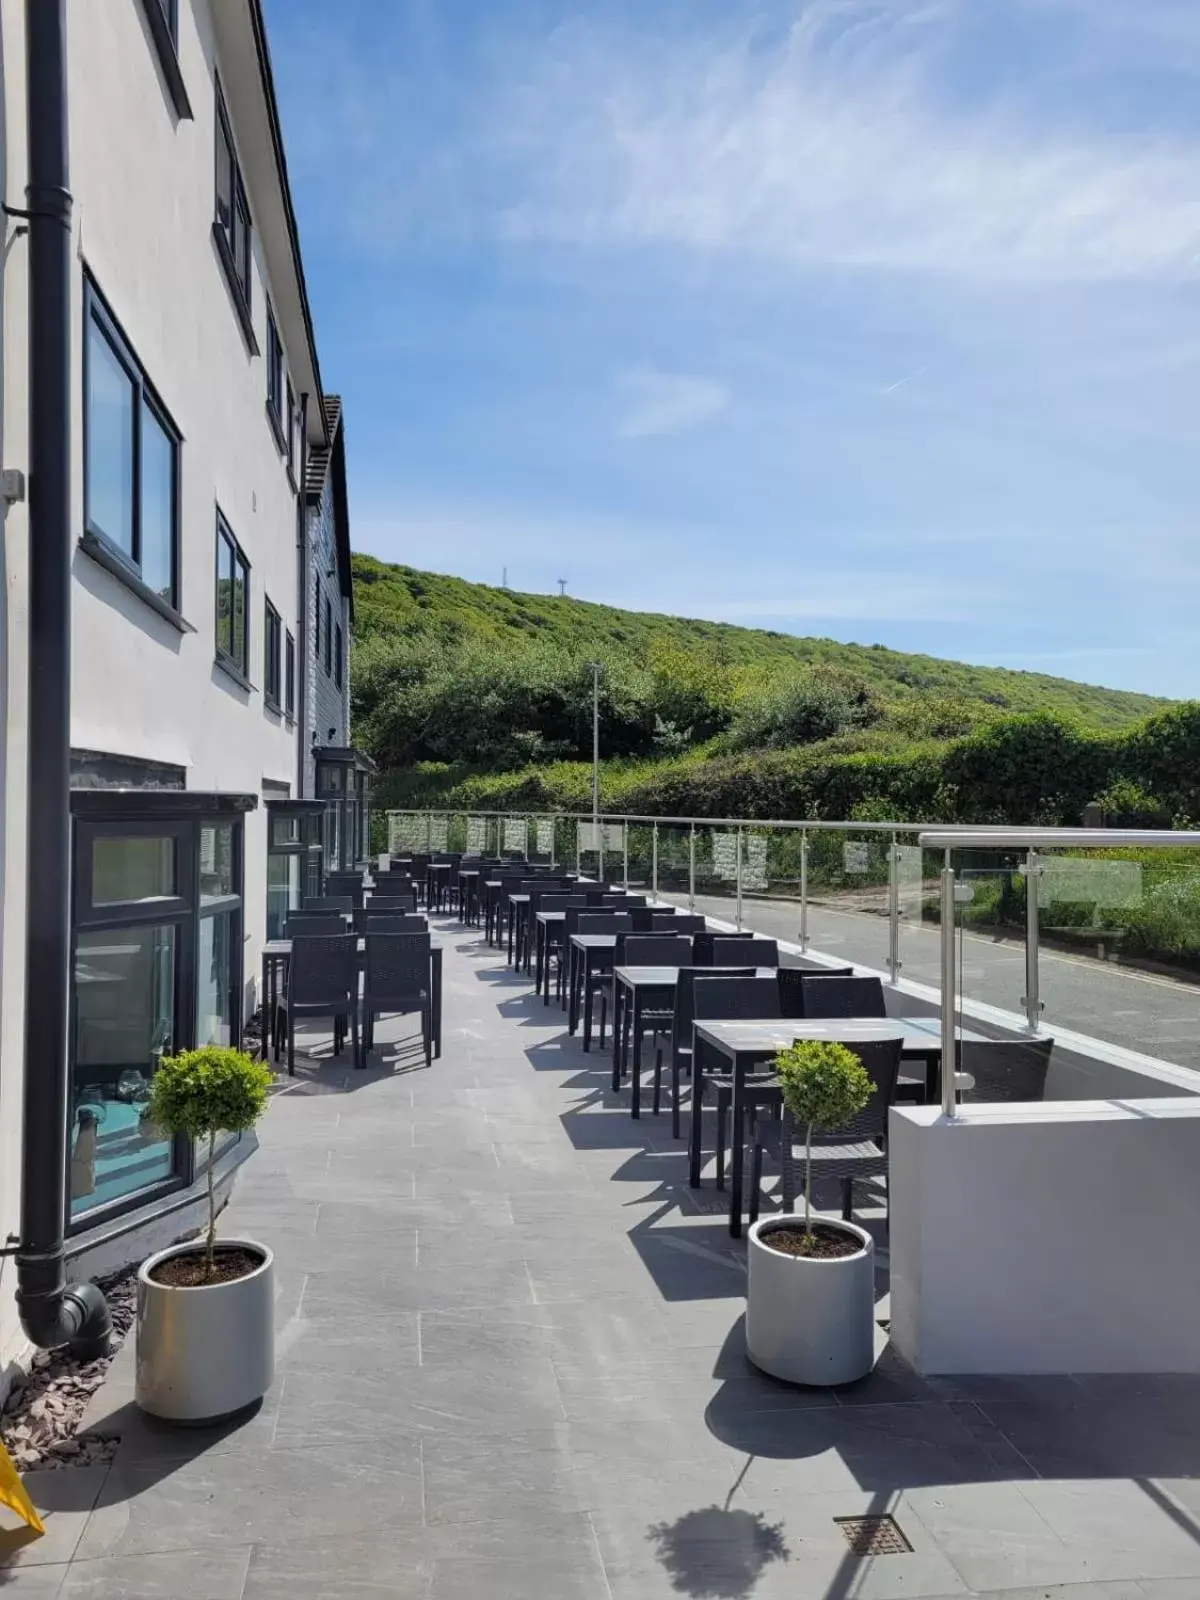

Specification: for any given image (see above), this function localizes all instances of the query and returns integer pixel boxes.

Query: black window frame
[264,597,282,711]
[286,378,298,483]
[266,310,285,449]
[68,800,248,1236]
[214,510,252,689]
[285,630,296,721]
[82,274,184,623]
[314,574,321,658]
[212,83,257,353]
[335,622,344,690]
[137,0,191,119]
[324,597,333,676]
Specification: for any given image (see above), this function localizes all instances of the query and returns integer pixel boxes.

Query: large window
[214,86,252,326]
[158,0,178,42]
[215,513,250,680]
[84,280,180,611]
[285,630,296,719]
[286,379,298,479]
[70,804,246,1226]
[266,311,283,429]
[264,598,282,708]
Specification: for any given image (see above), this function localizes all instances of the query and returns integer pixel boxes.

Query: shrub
[146,1047,273,1279]
[773,1041,873,1238]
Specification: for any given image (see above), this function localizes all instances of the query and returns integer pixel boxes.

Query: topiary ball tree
[146,1047,273,1280]
[773,1041,873,1236]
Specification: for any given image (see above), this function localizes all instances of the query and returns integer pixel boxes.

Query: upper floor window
[214,86,254,344]
[314,574,321,657]
[266,311,283,428]
[136,0,191,120]
[215,512,250,681]
[286,380,298,479]
[264,599,282,709]
[324,598,333,675]
[158,0,178,43]
[84,277,180,613]
[285,631,296,719]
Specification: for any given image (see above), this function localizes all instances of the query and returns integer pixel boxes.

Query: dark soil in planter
[760,1224,862,1260]
[149,1246,264,1288]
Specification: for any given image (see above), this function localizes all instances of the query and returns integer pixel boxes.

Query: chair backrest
[531,891,573,913]
[691,974,782,1024]
[621,934,693,968]
[671,968,756,1056]
[800,975,885,1020]
[807,1036,904,1145]
[355,909,428,934]
[368,887,419,912]
[287,934,357,1006]
[959,1038,1054,1104]
[576,913,633,936]
[303,896,353,914]
[709,937,779,968]
[364,933,432,1002]
[777,964,856,1018]
[285,914,347,938]
[651,912,706,935]
[324,872,365,909]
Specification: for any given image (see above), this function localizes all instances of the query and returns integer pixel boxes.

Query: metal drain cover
[834,1515,913,1557]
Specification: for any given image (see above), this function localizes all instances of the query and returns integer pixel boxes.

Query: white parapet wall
[889,1098,1200,1375]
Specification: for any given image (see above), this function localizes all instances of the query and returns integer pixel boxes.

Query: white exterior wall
[0,0,323,1375]
[889,1100,1200,1374]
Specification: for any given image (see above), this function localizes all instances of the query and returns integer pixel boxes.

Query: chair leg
[652,1045,663,1116]
[671,1054,682,1140]
[841,1175,853,1222]
[350,1008,362,1070]
[598,991,607,1050]
[715,1096,728,1191]
[424,1001,432,1068]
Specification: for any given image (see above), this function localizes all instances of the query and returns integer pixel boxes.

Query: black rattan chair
[355,909,428,934]
[654,966,755,1134]
[777,965,853,1018]
[284,913,348,938]
[800,974,886,1019]
[303,896,354,914]
[692,974,783,1188]
[362,933,433,1066]
[748,1036,903,1225]
[709,937,779,968]
[325,871,366,910]
[276,934,360,1074]
[959,1038,1054,1103]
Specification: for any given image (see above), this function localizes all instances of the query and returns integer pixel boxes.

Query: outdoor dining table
[457,868,481,925]
[567,933,622,1050]
[690,1016,996,1237]
[535,910,566,1002]
[259,938,444,1065]
[611,965,778,1117]
[425,861,454,914]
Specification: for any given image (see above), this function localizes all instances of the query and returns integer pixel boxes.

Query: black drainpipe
[16,0,112,1358]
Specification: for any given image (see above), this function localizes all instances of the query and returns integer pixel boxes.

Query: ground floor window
[69,793,253,1227]
[265,801,324,938]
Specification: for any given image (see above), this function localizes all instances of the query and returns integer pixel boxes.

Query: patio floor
[5,919,1200,1597]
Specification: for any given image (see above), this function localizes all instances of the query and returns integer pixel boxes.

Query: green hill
[352,554,1162,730]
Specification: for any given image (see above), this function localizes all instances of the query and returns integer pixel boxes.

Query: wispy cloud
[616,369,729,438]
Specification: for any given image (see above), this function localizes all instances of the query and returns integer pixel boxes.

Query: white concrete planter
[746,1216,875,1386]
[135,1239,274,1423]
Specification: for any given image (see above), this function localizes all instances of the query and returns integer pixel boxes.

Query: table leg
[507,907,515,964]
[583,958,593,1053]
[728,1058,745,1238]
[688,1045,704,1188]
[611,982,623,1092]
[631,994,643,1119]
[535,922,544,996]
[569,947,579,1034]
[433,953,443,1059]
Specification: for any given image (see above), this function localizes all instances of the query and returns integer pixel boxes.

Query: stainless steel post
[652,823,659,898]
[940,861,958,1118]
[622,824,629,889]
[598,825,605,886]
[1023,848,1042,1033]
[736,825,744,931]
[688,825,696,912]
[524,815,530,862]
[550,815,556,869]
[799,828,809,951]
[887,834,900,984]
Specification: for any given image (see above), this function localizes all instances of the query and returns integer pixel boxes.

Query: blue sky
[265,0,1200,698]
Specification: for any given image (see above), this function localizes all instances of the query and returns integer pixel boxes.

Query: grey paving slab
[0,1468,109,1572]
[29,918,1200,1599]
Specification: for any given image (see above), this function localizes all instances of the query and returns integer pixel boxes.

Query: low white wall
[889,1099,1200,1374]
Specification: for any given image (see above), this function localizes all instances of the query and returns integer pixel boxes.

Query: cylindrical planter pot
[746,1217,875,1386]
[135,1239,275,1423]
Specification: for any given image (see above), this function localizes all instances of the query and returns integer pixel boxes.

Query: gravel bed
[0,1266,136,1471]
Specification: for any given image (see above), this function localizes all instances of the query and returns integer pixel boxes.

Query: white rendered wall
[889,1100,1200,1374]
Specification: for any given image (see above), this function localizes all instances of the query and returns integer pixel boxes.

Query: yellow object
[0,1439,44,1536]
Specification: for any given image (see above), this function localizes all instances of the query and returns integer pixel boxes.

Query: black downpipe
[16,0,112,1359]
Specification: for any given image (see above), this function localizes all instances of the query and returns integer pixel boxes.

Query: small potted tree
[745,1040,876,1386]
[135,1046,274,1423]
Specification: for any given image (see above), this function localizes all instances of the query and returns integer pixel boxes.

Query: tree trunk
[804,1120,813,1237]
[206,1130,216,1279]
